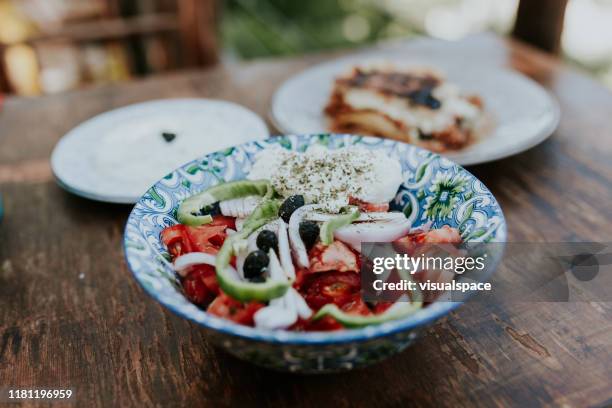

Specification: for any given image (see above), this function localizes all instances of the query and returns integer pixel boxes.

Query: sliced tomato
[162,216,234,258]
[201,269,220,295]
[309,241,359,273]
[291,316,343,331]
[161,225,193,259]
[186,224,228,254]
[422,225,462,244]
[372,301,394,314]
[349,197,390,212]
[293,268,308,291]
[207,293,264,326]
[187,264,220,295]
[208,215,236,230]
[301,271,361,310]
[394,225,462,255]
[183,273,212,305]
[304,316,343,331]
[340,293,372,316]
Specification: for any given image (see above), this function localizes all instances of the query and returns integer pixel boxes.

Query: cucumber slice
[319,207,360,245]
[215,199,292,302]
[312,300,422,328]
[178,180,272,226]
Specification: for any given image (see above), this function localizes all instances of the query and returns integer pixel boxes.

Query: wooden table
[0,34,611,407]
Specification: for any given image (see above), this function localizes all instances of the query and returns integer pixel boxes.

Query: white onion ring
[334,218,413,252]
[173,252,217,277]
[247,230,259,252]
[267,249,285,281]
[253,285,310,330]
[235,251,247,279]
[234,218,246,231]
[219,196,261,218]
[253,305,297,330]
[253,254,311,329]
[277,221,295,279]
[289,288,312,319]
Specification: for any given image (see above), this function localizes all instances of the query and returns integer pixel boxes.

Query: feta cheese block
[248,145,403,212]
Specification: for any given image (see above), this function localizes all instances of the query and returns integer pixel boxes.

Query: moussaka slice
[324,65,484,152]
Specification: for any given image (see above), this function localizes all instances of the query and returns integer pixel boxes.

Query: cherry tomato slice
[183,273,212,305]
[207,293,264,326]
[301,271,361,310]
[185,216,233,254]
[340,293,372,316]
[161,225,193,259]
[304,316,343,331]
[186,264,220,295]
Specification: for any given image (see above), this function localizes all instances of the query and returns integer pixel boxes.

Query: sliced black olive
[191,201,221,217]
[418,130,433,140]
[256,230,278,253]
[406,89,428,105]
[425,94,441,110]
[406,88,441,110]
[162,131,176,143]
[278,195,305,223]
[243,250,269,279]
[299,220,319,250]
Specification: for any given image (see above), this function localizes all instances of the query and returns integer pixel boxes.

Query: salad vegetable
[312,300,422,328]
[319,207,360,245]
[161,145,465,332]
[178,180,272,226]
[313,282,423,328]
[214,199,293,302]
[288,204,321,268]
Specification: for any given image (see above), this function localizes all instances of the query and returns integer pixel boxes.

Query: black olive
[191,201,221,217]
[299,221,319,250]
[256,230,278,253]
[243,250,269,279]
[249,275,266,283]
[278,195,305,223]
[162,131,176,143]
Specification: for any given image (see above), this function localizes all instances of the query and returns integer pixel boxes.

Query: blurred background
[0,0,611,96]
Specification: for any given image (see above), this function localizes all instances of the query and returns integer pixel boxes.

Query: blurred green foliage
[219,0,612,91]
[220,0,417,59]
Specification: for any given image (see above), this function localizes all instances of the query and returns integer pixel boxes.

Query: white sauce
[93,112,253,196]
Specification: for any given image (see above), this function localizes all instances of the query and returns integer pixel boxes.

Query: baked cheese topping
[343,83,481,134]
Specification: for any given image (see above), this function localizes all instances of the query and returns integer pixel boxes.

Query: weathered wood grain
[0,34,610,407]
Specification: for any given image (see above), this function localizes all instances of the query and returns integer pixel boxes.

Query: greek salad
[161,145,461,331]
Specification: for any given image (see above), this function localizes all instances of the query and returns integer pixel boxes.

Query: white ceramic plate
[51,98,269,203]
[271,53,560,166]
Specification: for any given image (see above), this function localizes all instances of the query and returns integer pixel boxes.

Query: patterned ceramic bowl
[124,134,506,373]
